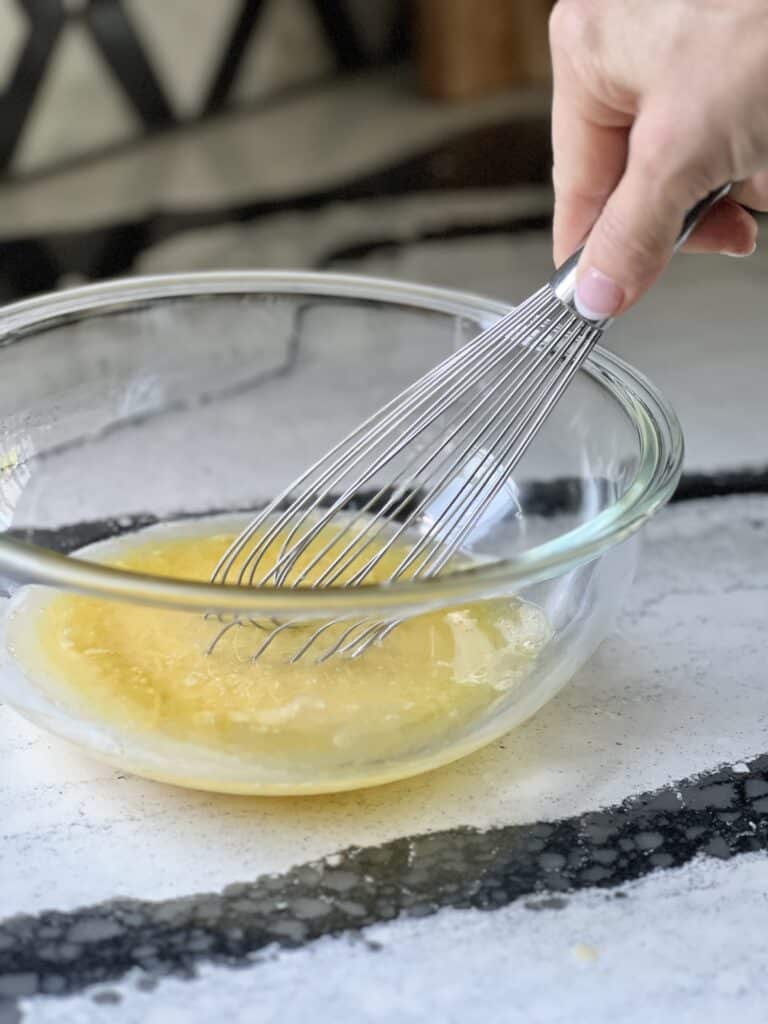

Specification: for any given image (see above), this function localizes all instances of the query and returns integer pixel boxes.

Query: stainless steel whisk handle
[550,183,733,325]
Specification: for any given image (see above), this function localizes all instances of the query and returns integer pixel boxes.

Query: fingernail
[721,242,757,258]
[575,268,624,321]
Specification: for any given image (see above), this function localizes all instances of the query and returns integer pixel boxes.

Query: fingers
[549,3,631,267]
[679,198,757,255]
[549,0,768,321]
[552,114,630,268]
[732,172,768,212]
[574,107,732,320]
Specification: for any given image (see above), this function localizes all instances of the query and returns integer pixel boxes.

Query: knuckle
[631,114,687,181]
[595,202,664,271]
[549,0,593,53]
[631,112,718,202]
[742,171,768,212]
[594,203,634,253]
[554,178,606,206]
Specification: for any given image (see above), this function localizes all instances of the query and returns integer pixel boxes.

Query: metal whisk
[209,187,729,663]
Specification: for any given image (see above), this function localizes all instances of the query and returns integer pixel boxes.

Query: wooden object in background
[418,0,552,100]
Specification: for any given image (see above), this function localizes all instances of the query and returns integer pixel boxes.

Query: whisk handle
[551,183,733,323]
[675,183,733,249]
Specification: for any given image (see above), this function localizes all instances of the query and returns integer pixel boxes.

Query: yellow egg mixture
[6,519,550,771]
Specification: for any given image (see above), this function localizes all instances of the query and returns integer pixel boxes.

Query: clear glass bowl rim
[0,270,684,615]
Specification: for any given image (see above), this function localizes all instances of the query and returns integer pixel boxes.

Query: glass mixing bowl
[0,272,683,794]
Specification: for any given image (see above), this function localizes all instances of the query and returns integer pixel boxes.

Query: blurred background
[0,0,766,479]
[0,0,554,302]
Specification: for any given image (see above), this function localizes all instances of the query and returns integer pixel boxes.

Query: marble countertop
[1,71,767,1024]
[3,492,767,1024]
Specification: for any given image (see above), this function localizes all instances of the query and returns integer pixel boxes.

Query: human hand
[549,0,768,320]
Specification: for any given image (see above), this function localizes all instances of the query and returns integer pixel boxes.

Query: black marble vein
[672,467,768,502]
[6,468,768,559]
[1,755,766,1011]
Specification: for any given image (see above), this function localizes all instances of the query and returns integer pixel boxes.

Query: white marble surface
[3,495,766,923]
[19,853,768,1024]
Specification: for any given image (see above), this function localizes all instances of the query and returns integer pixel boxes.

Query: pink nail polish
[575,268,624,321]
[721,242,757,258]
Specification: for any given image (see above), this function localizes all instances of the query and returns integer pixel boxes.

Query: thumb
[574,115,717,321]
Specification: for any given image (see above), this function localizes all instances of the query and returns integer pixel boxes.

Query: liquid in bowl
[2,516,551,792]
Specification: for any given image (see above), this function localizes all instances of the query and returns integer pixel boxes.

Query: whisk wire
[315,318,599,662]
[373,312,590,585]
[209,288,551,589]
[408,320,595,572]
[209,285,602,662]
[248,290,555,589]
[414,321,598,580]
[286,296,575,592]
